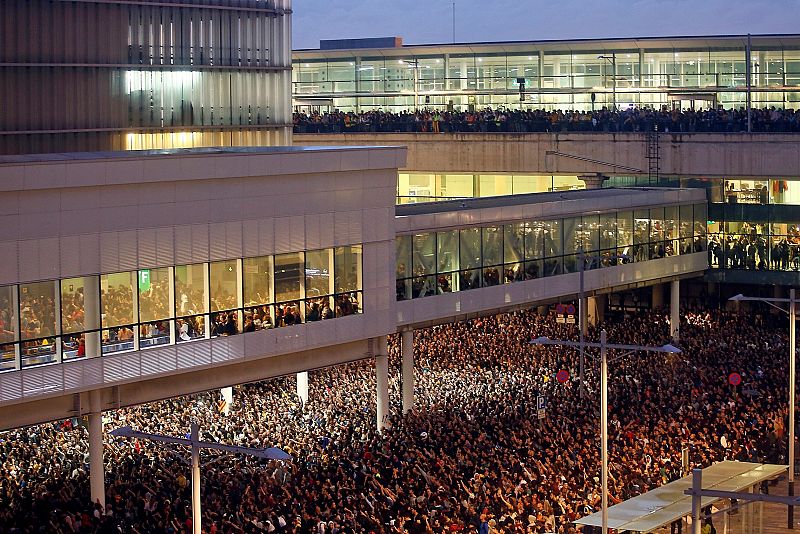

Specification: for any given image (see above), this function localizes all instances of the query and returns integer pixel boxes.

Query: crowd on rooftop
[293,107,800,134]
[0,306,791,533]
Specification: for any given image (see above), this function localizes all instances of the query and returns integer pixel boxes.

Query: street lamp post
[110,423,291,534]
[531,330,681,534]
[577,248,629,397]
[730,289,796,529]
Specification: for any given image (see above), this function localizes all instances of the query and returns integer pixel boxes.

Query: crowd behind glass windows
[396,204,708,300]
[0,246,363,372]
[708,221,800,271]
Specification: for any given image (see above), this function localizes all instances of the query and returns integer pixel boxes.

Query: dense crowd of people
[0,305,792,533]
[294,106,800,134]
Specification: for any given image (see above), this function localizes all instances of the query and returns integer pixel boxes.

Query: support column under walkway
[376,336,389,431]
[401,329,414,414]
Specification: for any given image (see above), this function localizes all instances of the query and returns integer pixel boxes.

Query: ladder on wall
[646,124,661,185]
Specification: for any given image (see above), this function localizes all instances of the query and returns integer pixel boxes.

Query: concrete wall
[294,133,800,178]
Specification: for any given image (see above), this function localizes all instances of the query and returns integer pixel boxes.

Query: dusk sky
[293,0,799,49]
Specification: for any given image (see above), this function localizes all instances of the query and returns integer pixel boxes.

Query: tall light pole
[531,331,681,534]
[110,423,291,534]
[598,54,617,110]
[730,290,796,528]
[452,1,456,44]
[577,248,629,397]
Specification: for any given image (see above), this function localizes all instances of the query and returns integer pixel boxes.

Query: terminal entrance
[669,92,718,111]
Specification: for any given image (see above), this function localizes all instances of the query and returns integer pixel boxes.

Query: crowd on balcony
[0,305,787,532]
[294,106,800,134]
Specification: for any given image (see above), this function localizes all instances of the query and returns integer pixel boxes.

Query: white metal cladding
[0,0,292,153]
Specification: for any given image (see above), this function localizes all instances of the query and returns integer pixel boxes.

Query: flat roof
[294,33,800,57]
[395,187,694,217]
[0,145,400,166]
[574,461,786,533]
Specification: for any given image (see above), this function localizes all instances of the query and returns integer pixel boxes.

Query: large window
[0,244,364,372]
[396,204,707,300]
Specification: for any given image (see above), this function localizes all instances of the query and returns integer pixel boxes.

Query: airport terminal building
[1,6,800,523]
[292,34,800,112]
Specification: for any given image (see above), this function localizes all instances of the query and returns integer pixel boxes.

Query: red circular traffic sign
[728,372,742,386]
[566,304,576,315]
[555,304,565,314]
[557,369,570,383]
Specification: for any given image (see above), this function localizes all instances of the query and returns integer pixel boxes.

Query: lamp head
[529,336,550,345]
[728,294,746,302]
[660,344,682,354]
[109,426,134,438]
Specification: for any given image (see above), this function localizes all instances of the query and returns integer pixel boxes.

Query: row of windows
[0,246,362,372]
[709,221,800,271]
[396,205,708,300]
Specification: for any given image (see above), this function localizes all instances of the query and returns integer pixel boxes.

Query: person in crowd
[0,307,791,533]
[293,106,800,134]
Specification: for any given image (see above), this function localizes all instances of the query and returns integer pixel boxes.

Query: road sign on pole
[537,395,547,419]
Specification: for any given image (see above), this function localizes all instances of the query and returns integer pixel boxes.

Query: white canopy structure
[574,461,786,533]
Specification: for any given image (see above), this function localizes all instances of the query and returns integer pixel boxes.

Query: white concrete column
[671,280,680,342]
[588,295,607,327]
[401,329,414,414]
[376,336,389,431]
[652,283,665,310]
[84,276,101,358]
[296,372,309,405]
[88,389,105,509]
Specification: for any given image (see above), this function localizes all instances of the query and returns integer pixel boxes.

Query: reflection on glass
[0,285,17,344]
[275,253,304,303]
[437,231,459,273]
[61,277,88,334]
[210,260,240,312]
[460,228,481,269]
[101,272,136,329]
[413,233,436,276]
[275,301,305,326]
[335,292,361,317]
[20,281,57,342]
[175,263,208,317]
[306,249,334,297]
[176,315,206,342]
[138,267,172,322]
[504,223,525,265]
[243,256,273,307]
[396,236,412,280]
[335,245,362,293]
[0,343,14,371]
[482,226,503,267]
[21,338,56,367]
[211,310,240,336]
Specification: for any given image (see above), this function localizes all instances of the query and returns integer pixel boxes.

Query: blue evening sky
[293,0,799,49]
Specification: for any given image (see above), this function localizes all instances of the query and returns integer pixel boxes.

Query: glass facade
[0,245,363,372]
[708,218,800,272]
[396,204,707,300]
[293,38,800,112]
[397,173,585,203]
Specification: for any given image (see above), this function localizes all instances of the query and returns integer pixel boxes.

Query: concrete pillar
[296,372,308,405]
[84,276,101,358]
[588,294,607,327]
[671,280,680,342]
[578,173,609,190]
[88,390,105,509]
[401,330,414,414]
[375,337,389,431]
[652,283,665,310]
